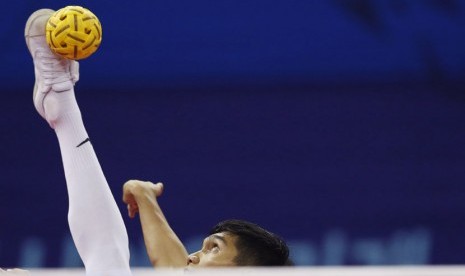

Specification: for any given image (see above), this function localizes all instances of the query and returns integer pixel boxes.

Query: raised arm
[123,180,189,267]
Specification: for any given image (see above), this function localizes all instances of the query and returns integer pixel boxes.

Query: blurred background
[1,0,465,268]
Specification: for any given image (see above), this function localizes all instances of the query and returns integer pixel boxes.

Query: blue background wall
[1,0,465,267]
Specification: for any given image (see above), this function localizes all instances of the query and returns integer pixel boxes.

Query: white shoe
[25,9,79,120]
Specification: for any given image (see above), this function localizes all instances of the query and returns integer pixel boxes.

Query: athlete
[123,180,292,267]
[25,8,290,275]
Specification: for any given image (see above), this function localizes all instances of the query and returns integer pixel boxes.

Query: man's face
[187,232,239,267]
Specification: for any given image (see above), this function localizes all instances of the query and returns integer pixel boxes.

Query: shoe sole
[25,9,55,50]
[25,9,55,114]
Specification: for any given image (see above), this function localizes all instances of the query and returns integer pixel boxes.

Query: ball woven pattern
[46,6,102,60]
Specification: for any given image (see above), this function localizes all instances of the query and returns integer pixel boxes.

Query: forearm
[135,192,189,267]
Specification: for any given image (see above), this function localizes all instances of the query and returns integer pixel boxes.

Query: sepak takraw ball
[46,6,102,60]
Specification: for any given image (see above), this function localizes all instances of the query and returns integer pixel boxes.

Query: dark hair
[209,219,293,266]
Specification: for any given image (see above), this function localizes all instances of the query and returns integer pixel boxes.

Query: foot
[25,9,79,124]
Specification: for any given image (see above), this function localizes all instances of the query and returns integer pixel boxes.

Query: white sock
[44,86,132,275]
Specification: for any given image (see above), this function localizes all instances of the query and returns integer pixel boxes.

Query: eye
[211,243,220,252]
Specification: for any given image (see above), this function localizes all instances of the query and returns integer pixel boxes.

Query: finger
[154,182,164,196]
[128,204,139,218]
[130,208,138,218]
[122,192,129,203]
[122,180,135,200]
[123,197,130,204]
[123,192,134,204]
[128,204,135,218]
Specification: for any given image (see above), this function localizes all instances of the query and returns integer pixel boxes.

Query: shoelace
[35,47,72,86]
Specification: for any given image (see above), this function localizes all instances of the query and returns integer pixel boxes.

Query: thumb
[153,182,164,197]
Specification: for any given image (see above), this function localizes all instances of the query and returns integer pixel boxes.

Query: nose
[187,253,200,265]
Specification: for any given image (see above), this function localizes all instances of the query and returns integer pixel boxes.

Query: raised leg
[25,9,131,275]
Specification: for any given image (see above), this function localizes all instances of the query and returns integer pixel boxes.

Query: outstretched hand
[123,180,164,218]
[122,180,188,267]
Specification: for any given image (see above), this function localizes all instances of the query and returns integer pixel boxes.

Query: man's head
[187,219,292,267]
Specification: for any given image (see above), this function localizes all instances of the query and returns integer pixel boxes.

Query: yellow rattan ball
[46,6,102,60]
